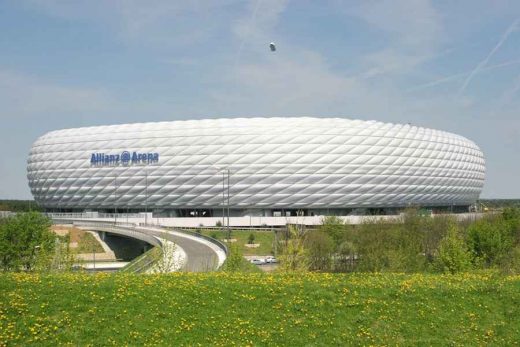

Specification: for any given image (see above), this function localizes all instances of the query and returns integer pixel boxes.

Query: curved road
[137,227,220,272]
[70,222,223,272]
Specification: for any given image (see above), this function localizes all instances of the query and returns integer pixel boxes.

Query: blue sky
[1,0,519,199]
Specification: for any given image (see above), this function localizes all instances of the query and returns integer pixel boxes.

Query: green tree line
[0,200,41,212]
[278,208,520,274]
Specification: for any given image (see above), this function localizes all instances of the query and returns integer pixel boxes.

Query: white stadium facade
[27,117,485,217]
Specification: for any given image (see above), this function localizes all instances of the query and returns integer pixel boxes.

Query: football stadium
[27,117,485,216]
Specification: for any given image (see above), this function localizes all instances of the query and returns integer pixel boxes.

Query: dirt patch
[52,225,87,243]
[51,225,104,253]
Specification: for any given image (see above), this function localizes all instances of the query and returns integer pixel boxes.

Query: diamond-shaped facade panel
[27,117,485,210]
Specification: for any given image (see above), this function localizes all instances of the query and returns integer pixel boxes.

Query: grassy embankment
[1,272,519,346]
[51,225,104,254]
[200,229,275,256]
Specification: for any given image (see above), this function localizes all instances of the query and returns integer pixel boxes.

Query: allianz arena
[27,117,485,216]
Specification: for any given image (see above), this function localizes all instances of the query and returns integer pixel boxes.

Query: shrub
[279,225,308,272]
[248,233,255,244]
[0,212,55,271]
[220,244,259,272]
[467,218,513,266]
[335,240,357,272]
[434,223,472,274]
[215,220,222,228]
[352,219,427,273]
[304,230,334,271]
[319,216,346,245]
[499,245,520,274]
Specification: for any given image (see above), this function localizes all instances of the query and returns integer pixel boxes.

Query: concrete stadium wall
[48,212,486,228]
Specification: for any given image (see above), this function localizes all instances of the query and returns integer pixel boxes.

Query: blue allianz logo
[90,151,159,166]
[121,151,131,165]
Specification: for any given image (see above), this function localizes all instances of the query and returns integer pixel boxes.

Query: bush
[248,233,255,244]
[304,230,334,271]
[0,212,55,271]
[352,219,427,273]
[499,245,520,274]
[434,223,472,274]
[220,244,259,272]
[222,244,242,271]
[215,220,222,228]
[318,216,346,245]
[279,225,308,272]
[467,218,513,266]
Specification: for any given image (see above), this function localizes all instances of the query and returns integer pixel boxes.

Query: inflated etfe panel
[27,117,485,209]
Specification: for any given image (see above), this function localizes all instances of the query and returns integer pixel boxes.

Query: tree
[279,225,308,272]
[336,240,357,272]
[502,208,520,243]
[151,241,181,273]
[248,233,256,244]
[304,230,334,271]
[0,212,55,271]
[467,218,513,266]
[221,244,243,272]
[318,216,346,245]
[434,223,472,274]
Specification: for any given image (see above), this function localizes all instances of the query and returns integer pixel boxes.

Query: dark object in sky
[269,42,276,51]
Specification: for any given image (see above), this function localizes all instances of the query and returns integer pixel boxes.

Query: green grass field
[1,272,519,346]
[201,230,276,256]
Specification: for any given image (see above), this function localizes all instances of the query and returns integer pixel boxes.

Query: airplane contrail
[406,59,520,93]
[459,18,520,94]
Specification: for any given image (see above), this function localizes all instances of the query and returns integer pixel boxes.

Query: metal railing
[72,221,162,247]
[176,226,280,233]
[72,221,164,273]
[45,212,145,219]
[119,247,159,273]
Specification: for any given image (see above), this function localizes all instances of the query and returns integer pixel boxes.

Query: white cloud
[348,0,442,48]
[342,0,443,76]
[0,70,113,118]
[233,0,288,42]
[23,0,240,46]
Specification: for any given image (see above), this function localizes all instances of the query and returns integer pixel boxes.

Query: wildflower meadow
[1,271,519,346]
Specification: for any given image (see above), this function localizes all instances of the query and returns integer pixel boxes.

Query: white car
[265,256,278,264]
[250,258,266,265]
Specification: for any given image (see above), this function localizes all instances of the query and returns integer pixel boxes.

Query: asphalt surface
[137,228,220,272]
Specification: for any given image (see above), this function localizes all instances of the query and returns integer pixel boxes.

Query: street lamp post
[212,166,231,240]
[114,176,117,224]
[145,170,148,226]
[226,168,230,240]
[221,171,225,231]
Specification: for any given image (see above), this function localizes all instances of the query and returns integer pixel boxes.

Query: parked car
[250,258,266,265]
[265,256,278,264]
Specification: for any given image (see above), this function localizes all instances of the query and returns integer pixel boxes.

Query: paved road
[75,223,222,272]
[136,227,221,272]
